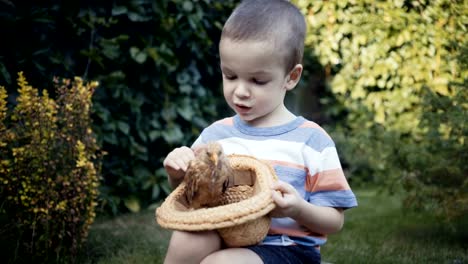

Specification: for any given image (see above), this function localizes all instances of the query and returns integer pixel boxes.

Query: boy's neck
[241,108,296,128]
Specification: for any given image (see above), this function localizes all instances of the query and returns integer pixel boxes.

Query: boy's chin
[237,114,263,125]
[236,112,255,121]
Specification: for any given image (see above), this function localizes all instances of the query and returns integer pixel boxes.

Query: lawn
[79,189,467,263]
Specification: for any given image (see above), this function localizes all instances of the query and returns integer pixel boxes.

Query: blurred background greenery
[0,0,466,263]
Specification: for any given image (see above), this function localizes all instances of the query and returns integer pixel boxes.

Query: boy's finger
[164,160,181,171]
[181,152,195,164]
[271,190,287,207]
[271,181,294,194]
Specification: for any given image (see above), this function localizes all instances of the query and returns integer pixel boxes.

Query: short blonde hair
[221,0,306,72]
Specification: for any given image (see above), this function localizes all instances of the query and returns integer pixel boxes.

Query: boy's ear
[285,64,303,90]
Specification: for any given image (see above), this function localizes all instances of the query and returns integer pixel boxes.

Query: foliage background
[296,0,467,222]
[0,0,466,224]
[0,0,236,214]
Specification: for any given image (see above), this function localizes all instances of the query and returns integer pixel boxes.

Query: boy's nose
[234,82,250,98]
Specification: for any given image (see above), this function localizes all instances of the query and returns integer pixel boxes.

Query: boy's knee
[169,230,220,249]
[201,248,263,264]
[165,231,221,264]
[201,252,229,264]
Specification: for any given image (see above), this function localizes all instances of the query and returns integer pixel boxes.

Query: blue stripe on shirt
[273,165,307,198]
[200,121,334,152]
[307,190,358,209]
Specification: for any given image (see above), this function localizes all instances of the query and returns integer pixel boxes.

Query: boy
[162,0,357,263]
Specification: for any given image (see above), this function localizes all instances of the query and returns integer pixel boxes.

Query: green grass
[78,189,467,263]
[322,189,467,263]
[77,207,171,264]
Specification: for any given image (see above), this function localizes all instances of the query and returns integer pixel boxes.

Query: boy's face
[219,38,296,127]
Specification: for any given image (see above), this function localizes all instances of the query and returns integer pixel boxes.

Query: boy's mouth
[234,104,251,113]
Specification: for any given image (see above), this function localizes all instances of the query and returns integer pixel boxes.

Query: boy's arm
[271,181,344,234]
[293,200,344,234]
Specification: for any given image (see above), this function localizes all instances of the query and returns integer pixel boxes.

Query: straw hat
[155,154,277,247]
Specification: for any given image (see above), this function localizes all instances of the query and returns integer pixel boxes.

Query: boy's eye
[252,78,268,85]
[224,74,237,80]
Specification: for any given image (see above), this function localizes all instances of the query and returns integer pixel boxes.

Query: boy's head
[219,0,307,127]
[221,0,306,73]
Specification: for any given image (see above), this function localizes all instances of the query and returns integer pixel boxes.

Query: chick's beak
[210,153,218,167]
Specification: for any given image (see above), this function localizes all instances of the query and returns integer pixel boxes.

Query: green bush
[0,0,236,214]
[401,82,467,221]
[0,73,101,262]
[296,0,467,221]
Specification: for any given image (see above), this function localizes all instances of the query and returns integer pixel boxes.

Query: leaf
[150,118,161,129]
[152,184,160,200]
[112,6,127,16]
[433,77,449,96]
[137,129,147,142]
[176,72,190,84]
[179,84,192,94]
[183,1,194,12]
[101,42,120,60]
[161,181,172,196]
[129,47,147,64]
[133,165,153,181]
[0,62,11,84]
[130,46,140,57]
[155,167,167,178]
[177,99,194,120]
[331,75,347,94]
[135,53,147,64]
[161,105,177,121]
[103,133,118,145]
[127,12,151,22]
[148,130,160,141]
[375,107,386,124]
[117,121,130,134]
[162,125,184,144]
[124,197,141,213]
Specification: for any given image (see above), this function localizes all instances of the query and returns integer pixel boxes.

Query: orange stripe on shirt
[215,117,233,126]
[267,160,307,170]
[306,168,350,192]
[299,121,331,139]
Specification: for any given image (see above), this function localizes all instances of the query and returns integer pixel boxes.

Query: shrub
[0,73,101,262]
[401,82,467,222]
[296,0,467,222]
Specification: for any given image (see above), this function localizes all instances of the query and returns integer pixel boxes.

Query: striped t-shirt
[192,115,358,248]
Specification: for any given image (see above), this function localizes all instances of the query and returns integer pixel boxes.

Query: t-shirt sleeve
[305,137,358,209]
[191,135,204,148]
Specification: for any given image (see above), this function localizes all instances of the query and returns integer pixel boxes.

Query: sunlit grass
[79,189,467,263]
[322,189,467,264]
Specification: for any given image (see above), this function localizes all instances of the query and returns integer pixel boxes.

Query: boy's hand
[270,181,305,219]
[163,146,195,185]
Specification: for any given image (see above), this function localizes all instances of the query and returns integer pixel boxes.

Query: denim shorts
[247,244,321,264]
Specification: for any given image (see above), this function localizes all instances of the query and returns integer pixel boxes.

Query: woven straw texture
[218,214,271,247]
[155,155,277,246]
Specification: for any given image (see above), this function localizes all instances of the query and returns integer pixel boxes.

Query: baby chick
[184,142,231,209]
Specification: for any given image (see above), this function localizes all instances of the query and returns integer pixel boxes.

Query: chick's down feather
[184,142,231,209]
